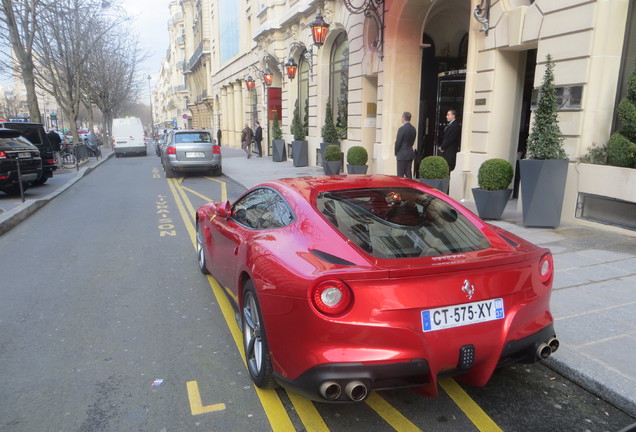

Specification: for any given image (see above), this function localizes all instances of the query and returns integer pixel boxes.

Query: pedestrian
[439,109,461,171]
[216,126,222,146]
[253,121,263,157]
[394,111,417,178]
[47,129,62,167]
[241,124,254,159]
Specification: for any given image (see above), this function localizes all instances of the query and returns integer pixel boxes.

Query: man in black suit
[253,121,263,157]
[439,109,461,171]
[394,111,417,178]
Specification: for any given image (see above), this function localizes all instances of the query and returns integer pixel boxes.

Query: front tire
[196,223,209,274]
[242,282,276,389]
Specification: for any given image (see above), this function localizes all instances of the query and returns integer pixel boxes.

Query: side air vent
[310,249,355,266]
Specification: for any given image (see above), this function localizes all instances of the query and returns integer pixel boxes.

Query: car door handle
[234,246,239,255]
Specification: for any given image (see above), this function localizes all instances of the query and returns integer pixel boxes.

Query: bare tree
[33,0,123,142]
[0,0,47,122]
[83,18,146,146]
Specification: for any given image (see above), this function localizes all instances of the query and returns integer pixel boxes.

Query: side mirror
[215,201,232,218]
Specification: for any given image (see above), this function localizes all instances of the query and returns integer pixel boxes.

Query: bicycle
[58,143,77,169]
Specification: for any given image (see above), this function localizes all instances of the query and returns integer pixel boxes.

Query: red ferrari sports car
[196,175,558,403]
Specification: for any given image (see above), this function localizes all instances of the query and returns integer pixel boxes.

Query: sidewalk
[221,146,636,417]
[2,145,635,417]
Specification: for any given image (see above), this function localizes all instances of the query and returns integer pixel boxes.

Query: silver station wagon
[161,129,222,177]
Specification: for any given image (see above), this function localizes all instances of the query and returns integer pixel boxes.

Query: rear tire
[196,223,210,275]
[164,164,175,178]
[242,281,276,389]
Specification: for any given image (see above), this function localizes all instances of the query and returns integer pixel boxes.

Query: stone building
[153,0,635,232]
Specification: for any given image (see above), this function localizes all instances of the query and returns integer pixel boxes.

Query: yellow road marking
[186,381,226,415]
[168,178,297,431]
[204,176,228,202]
[181,185,214,203]
[287,392,330,432]
[440,378,503,432]
[365,392,422,431]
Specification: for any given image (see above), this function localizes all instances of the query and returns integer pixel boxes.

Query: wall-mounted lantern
[245,75,255,91]
[263,68,273,86]
[309,13,330,47]
[285,58,297,80]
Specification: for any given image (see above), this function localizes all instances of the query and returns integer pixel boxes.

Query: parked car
[195,175,558,403]
[112,117,146,157]
[0,121,56,185]
[0,129,43,195]
[161,129,221,177]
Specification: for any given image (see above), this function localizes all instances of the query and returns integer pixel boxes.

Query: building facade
[153,0,635,232]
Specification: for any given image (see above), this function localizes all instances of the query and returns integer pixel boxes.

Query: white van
[112,117,146,157]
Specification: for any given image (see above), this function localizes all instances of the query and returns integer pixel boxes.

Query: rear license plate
[421,298,504,332]
[18,152,31,158]
[186,152,205,158]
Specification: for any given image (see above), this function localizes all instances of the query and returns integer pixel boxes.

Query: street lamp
[147,75,155,139]
[263,68,273,87]
[245,75,256,91]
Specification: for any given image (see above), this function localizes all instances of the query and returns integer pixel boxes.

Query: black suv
[0,129,43,195]
[0,122,56,184]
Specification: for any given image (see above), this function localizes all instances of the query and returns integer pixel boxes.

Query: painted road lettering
[156,194,176,237]
[186,381,226,415]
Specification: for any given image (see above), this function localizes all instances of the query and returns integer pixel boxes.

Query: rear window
[175,132,212,143]
[0,136,37,149]
[316,187,489,259]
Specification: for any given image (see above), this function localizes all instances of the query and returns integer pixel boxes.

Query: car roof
[265,175,421,200]
[0,129,24,138]
[174,129,210,133]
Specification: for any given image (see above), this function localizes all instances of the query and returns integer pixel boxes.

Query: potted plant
[271,110,286,162]
[418,156,450,193]
[346,146,369,174]
[320,98,340,167]
[290,99,308,167]
[324,144,342,175]
[519,54,569,227]
[472,158,514,219]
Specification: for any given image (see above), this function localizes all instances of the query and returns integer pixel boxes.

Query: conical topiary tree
[271,110,282,140]
[607,67,636,167]
[290,99,306,141]
[526,54,567,160]
[321,99,339,143]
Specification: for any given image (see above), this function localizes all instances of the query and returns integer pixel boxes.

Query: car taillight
[539,253,553,285]
[311,279,353,316]
[167,145,176,155]
[0,151,6,159]
[212,145,221,154]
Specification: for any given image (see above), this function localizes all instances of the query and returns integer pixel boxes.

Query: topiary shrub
[607,133,636,168]
[271,110,282,140]
[321,99,339,143]
[325,144,341,162]
[347,146,368,165]
[477,158,514,190]
[526,54,567,160]
[419,156,449,179]
[290,99,306,141]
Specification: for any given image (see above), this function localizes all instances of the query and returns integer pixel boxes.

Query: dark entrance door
[434,71,466,155]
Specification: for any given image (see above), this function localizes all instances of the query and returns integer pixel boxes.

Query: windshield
[316,187,489,259]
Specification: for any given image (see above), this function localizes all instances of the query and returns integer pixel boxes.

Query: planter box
[324,161,342,175]
[419,178,449,194]
[319,142,339,167]
[577,163,636,203]
[519,159,568,227]
[272,140,286,162]
[471,188,513,220]
[292,140,308,167]
[347,164,368,174]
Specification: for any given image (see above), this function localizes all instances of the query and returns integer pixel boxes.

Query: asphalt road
[1,154,634,431]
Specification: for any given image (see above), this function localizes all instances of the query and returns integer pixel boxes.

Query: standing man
[47,129,62,167]
[253,121,263,157]
[439,109,461,171]
[241,124,254,159]
[216,126,222,146]
[394,111,417,178]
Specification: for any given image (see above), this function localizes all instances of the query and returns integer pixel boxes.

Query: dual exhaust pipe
[536,337,560,360]
[319,380,368,402]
